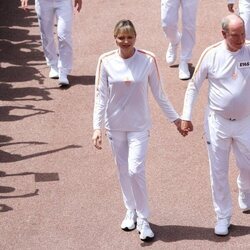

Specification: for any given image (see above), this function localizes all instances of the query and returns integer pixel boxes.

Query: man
[161,0,198,80]
[181,14,250,236]
[227,0,250,39]
[21,0,82,86]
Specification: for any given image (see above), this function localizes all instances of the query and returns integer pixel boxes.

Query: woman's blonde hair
[114,19,137,38]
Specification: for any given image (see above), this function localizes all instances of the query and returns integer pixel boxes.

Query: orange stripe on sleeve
[137,49,161,80]
[95,50,116,92]
[191,41,222,80]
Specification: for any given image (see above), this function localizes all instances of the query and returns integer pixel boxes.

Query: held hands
[92,129,102,150]
[180,120,193,136]
[173,119,193,137]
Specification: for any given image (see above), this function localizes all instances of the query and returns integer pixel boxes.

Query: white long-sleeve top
[227,0,250,8]
[182,40,250,121]
[93,49,179,131]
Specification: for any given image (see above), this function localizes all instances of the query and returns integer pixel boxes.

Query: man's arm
[180,47,210,135]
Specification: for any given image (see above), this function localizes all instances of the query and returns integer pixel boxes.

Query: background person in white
[181,14,250,236]
[21,0,82,86]
[161,0,198,80]
[227,0,250,39]
[92,20,182,241]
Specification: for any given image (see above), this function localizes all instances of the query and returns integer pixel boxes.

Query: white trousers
[161,0,198,62]
[204,109,250,220]
[35,0,73,74]
[239,0,250,40]
[107,130,150,219]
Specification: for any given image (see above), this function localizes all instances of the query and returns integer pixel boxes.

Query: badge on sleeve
[238,61,250,68]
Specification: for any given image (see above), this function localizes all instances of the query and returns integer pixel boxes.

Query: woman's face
[115,30,136,58]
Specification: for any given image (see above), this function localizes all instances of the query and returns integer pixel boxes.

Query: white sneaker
[59,73,69,86]
[179,61,190,80]
[214,218,230,236]
[166,33,181,65]
[136,218,154,241]
[121,210,137,231]
[49,67,59,79]
[238,191,250,212]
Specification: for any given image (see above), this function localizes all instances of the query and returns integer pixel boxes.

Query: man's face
[223,21,245,52]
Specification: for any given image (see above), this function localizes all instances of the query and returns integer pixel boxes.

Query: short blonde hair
[114,19,137,38]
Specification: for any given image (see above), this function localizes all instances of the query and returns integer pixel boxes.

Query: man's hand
[228,4,234,12]
[92,129,102,150]
[74,0,82,12]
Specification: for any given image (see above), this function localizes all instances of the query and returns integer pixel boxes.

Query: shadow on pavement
[0,65,45,84]
[0,186,15,193]
[0,136,80,211]
[0,105,54,122]
[0,189,39,199]
[0,171,60,182]
[0,204,13,212]
[0,143,82,163]
[140,224,250,246]
[0,134,82,163]
[0,1,54,125]
[0,0,45,85]
[169,63,195,80]
[0,83,52,102]
[0,171,60,211]
[0,0,37,28]
[68,75,95,86]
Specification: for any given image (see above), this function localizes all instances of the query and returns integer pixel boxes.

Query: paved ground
[1,0,250,249]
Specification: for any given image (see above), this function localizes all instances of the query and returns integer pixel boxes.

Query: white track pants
[35,0,73,74]
[239,0,250,40]
[161,0,198,62]
[204,109,250,220]
[107,130,150,219]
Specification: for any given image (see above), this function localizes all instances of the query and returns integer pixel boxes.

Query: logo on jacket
[124,77,132,86]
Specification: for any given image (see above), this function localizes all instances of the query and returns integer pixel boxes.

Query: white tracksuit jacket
[93,49,179,131]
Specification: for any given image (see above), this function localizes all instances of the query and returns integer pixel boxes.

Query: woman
[92,19,181,241]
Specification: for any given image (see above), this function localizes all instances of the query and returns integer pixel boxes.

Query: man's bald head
[222,14,244,32]
[221,14,245,52]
